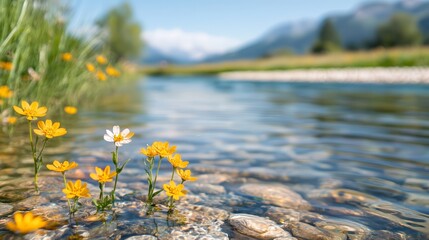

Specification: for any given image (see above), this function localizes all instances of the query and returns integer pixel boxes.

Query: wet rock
[238,183,311,210]
[266,206,325,226]
[307,189,378,205]
[319,178,343,189]
[125,235,157,240]
[266,207,301,224]
[104,187,134,197]
[187,183,226,195]
[315,206,365,217]
[24,225,69,240]
[286,222,344,240]
[314,219,370,240]
[364,230,407,240]
[229,213,292,239]
[0,202,13,216]
[128,182,148,191]
[179,204,230,222]
[161,229,229,240]
[0,190,29,202]
[197,174,232,184]
[15,195,49,210]
[404,178,429,190]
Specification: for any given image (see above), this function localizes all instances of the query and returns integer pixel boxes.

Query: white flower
[104,125,134,147]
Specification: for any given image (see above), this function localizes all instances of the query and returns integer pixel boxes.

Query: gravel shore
[219,67,429,84]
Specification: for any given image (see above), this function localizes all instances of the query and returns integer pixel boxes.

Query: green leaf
[153,189,163,197]
[119,158,132,172]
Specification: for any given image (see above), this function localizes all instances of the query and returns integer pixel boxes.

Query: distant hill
[202,0,429,63]
[141,44,194,65]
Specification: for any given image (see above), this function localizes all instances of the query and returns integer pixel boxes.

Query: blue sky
[70,0,400,59]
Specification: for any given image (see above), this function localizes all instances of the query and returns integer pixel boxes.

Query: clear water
[1,76,429,238]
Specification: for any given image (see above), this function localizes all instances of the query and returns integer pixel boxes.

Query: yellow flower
[90,166,117,184]
[46,160,78,173]
[0,85,13,98]
[96,70,107,81]
[0,61,13,71]
[106,66,120,77]
[163,181,187,200]
[140,145,158,158]
[64,106,78,115]
[96,55,108,64]
[13,101,47,120]
[177,169,198,182]
[152,141,176,158]
[34,119,67,138]
[168,154,189,169]
[6,212,47,234]
[62,180,91,199]
[6,117,17,125]
[86,63,95,72]
[61,52,73,61]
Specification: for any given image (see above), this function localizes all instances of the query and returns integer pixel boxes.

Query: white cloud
[143,28,243,60]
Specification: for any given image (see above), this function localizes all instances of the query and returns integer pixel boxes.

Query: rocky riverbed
[0,167,427,239]
[219,67,429,84]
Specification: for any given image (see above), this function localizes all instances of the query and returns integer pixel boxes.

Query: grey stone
[125,235,157,240]
[187,183,226,195]
[364,230,407,240]
[238,183,311,210]
[286,222,344,240]
[229,213,292,240]
[315,219,370,240]
[0,202,13,216]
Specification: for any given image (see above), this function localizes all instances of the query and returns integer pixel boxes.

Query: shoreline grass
[0,0,124,117]
[141,47,429,76]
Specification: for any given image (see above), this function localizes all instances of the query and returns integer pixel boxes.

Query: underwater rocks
[238,183,311,210]
[0,203,13,217]
[229,213,294,239]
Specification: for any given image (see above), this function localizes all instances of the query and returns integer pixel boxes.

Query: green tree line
[312,13,429,54]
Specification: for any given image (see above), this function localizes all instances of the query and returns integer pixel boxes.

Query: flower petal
[106,130,114,138]
[112,126,120,135]
[104,134,113,142]
[121,128,130,136]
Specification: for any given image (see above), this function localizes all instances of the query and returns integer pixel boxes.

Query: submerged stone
[186,183,226,195]
[238,183,311,210]
[286,222,345,240]
[229,213,293,239]
[365,230,407,240]
[0,202,13,217]
[125,235,157,240]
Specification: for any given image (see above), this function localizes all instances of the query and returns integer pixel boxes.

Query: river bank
[219,67,429,84]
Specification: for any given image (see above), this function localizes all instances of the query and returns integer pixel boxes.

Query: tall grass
[0,0,117,113]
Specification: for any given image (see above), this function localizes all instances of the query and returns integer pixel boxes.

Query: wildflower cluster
[83,55,121,81]
[141,142,197,213]
[13,101,66,192]
[7,112,197,235]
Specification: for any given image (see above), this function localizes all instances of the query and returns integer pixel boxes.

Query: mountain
[203,0,429,63]
[141,44,194,65]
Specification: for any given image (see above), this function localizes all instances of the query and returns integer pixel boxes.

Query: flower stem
[111,146,119,206]
[99,182,104,200]
[170,167,175,181]
[28,120,38,192]
[153,156,163,190]
[62,173,72,213]
[36,138,48,161]
[146,158,154,204]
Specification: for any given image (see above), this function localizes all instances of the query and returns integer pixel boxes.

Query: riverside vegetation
[142,47,429,76]
[0,0,123,122]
